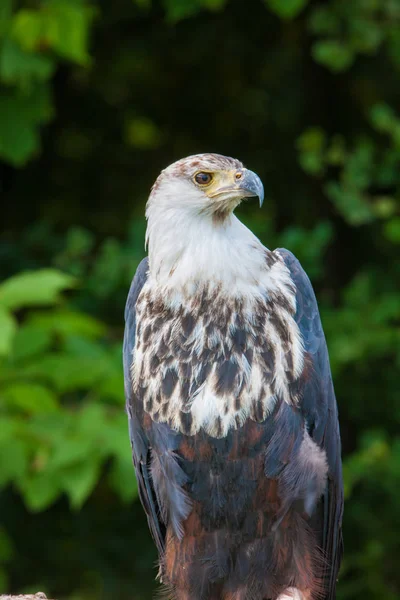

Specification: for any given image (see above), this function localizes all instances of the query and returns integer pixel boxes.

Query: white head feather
[145,153,267,294]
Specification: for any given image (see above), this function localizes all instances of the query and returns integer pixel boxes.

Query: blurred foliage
[1,0,400,599]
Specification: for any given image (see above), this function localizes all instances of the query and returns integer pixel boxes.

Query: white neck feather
[146,202,268,294]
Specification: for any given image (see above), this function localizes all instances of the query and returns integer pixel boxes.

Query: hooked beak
[207,168,264,208]
[236,169,264,207]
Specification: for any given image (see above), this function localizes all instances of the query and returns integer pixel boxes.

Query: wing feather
[278,248,343,599]
[123,257,166,556]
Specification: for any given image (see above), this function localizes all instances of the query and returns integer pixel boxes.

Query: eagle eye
[194,172,213,186]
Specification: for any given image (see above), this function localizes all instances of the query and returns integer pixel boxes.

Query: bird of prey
[123,153,343,600]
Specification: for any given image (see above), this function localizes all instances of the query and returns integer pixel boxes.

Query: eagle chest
[132,277,304,438]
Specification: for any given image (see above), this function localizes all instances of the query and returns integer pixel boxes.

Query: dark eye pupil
[195,172,212,185]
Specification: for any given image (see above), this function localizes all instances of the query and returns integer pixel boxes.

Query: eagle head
[147,153,264,223]
[145,153,265,283]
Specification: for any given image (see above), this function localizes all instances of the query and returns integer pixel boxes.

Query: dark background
[1,0,400,598]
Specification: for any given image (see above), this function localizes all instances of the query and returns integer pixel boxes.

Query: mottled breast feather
[132,250,305,438]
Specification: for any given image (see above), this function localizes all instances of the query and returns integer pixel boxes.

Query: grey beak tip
[256,179,264,208]
[236,169,264,208]
[245,170,264,208]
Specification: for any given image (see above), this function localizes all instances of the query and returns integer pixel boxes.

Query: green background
[1,0,399,598]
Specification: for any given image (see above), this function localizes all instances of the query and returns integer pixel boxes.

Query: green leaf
[75,403,110,439]
[343,432,390,499]
[21,353,111,392]
[0,269,75,310]
[102,412,131,458]
[308,6,341,35]
[0,417,18,444]
[372,197,397,219]
[349,17,384,53]
[325,182,375,226]
[47,0,95,66]
[0,527,14,562]
[125,116,164,149]
[49,436,95,470]
[296,127,326,175]
[12,2,95,66]
[384,217,400,244]
[297,127,326,152]
[63,335,109,359]
[163,0,202,22]
[97,371,125,404]
[343,139,374,189]
[387,26,400,70]
[325,135,347,166]
[27,309,106,339]
[1,383,58,414]
[369,103,396,133]
[18,471,61,512]
[28,412,73,445]
[0,439,28,487]
[0,85,53,165]
[12,324,52,361]
[57,226,95,260]
[279,222,334,279]
[264,0,309,19]
[10,10,43,53]
[108,455,138,503]
[312,40,355,72]
[103,412,137,501]
[59,459,101,509]
[0,0,14,36]
[0,307,17,356]
[0,37,55,88]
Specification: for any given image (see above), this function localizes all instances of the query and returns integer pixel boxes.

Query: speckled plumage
[124,154,343,600]
[132,249,305,438]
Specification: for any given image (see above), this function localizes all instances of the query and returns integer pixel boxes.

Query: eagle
[123,153,343,600]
